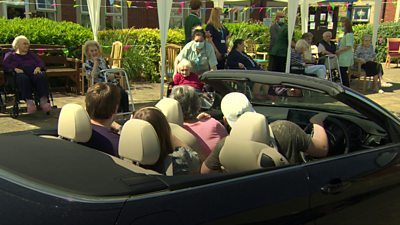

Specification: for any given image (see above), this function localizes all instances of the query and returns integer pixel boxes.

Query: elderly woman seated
[226,39,263,70]
[3,35,51,114]
[292,33,327,79]
[173,59,204,92]
[354,34,392,92]
[170,85,228,159]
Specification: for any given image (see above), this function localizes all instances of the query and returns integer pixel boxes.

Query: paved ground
[1,65,399,134]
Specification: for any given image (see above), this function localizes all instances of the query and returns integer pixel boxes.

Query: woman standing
[336,17,354,87]
[206,7,229,70]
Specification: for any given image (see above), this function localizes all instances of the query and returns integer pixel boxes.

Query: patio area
[0,65,399,134]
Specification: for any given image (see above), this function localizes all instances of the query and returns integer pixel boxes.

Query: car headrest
[57,103,92,143]
[229,112,270,145]
[219,137,288,173]
[119,119,160,165]
[155,98,184,125]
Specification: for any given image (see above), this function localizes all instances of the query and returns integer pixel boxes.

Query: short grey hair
[12,35,29,50]
[362,34,372,41]
[177,58,192,71]
[169,85,200,120]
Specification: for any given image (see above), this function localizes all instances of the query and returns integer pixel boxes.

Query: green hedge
[353,21,400,63]
[0,18,92,57]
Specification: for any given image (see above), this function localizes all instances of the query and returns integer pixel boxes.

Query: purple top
[3,51,45,73]
[83,124,120,157]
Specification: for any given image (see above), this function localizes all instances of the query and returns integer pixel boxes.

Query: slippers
[40,99,51,113]
[381,82,393,88]
[26,100,37,114]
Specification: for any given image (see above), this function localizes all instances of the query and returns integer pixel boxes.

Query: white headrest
[230,112,270,145]
[119,119,160,165]
[219,137,288,173]
[58,103,92,143]
[155,98,184,125]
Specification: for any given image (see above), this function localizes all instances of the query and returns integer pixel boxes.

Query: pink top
[183,118,228,157]
[173,72,204,91]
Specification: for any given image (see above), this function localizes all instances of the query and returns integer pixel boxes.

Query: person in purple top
[3,35,51,114]
[84,83,121,157]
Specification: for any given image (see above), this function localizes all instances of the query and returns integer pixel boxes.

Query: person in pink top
[173,59,204,91]
[170,85,228,158]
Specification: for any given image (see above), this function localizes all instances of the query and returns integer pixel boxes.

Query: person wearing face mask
[175,27,218,76]
[268,11,288,72]
[206,7,230,70]
[173,59,204,91]
[335,17,354,87]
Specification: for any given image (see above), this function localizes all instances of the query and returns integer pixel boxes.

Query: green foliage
[224,22,269,51]
[0,18,92,57]
[98,28,184,81]
[353,21,400,63]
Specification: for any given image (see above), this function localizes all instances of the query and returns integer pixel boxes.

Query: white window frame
[35,0,56,11]
[105,0,123,29]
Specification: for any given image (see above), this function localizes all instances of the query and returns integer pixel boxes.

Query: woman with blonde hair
[83,40,129,112]
[206,7,230,69]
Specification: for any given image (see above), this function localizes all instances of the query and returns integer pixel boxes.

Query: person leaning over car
[175,27,218,76]
[83,83,121,157]
[201,92,329,174]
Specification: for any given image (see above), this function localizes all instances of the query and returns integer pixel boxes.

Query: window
[35,0,56,20]
[106,0,123,29]
[352,6,370,22]
[80,0,90,28]
[36,0,55,11]
[170,1,184,28]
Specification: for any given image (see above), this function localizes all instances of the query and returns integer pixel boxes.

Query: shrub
[353,21,400,63]
[98,28,184,81]
[0,18,92,57]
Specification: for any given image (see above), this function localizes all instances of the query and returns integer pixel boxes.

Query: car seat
[119,119,177,175]
[57,103,92,143]
[219,136,288,173]
[155,98,206,161]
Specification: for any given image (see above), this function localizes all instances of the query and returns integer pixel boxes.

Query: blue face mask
[195,41,204,49]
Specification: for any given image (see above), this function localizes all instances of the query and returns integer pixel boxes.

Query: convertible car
[1,70,400,225]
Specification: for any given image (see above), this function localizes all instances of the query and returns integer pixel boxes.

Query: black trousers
[16,72,49,100]
[340,67,350,87]
[268,55,286,72]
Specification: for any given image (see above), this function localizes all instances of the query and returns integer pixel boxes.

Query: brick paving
[0,65,399,134]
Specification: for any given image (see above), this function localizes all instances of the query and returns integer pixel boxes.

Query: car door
[117,167,312,225]
[306,143,400,225]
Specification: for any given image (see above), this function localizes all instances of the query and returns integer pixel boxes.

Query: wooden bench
[0,44,80,94]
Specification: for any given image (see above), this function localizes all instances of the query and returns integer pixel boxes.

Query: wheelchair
[0,71,56,118]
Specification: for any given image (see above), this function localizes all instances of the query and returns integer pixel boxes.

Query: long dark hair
[133,107,173,171]
[342,17,353,34]
[232,39,244,51]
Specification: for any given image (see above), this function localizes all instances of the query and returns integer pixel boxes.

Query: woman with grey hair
[3,35,50,114]
[170,85,228,158]
[354,34,391,92]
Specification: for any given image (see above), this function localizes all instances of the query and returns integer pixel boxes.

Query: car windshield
[216,79,362,116]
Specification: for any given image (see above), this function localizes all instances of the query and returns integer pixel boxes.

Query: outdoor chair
[244,39,268,69]
[385,38,400,68]
[160,44,182,81]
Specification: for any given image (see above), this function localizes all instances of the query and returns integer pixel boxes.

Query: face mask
[342,27,346,32]
[195,41,204,49]
[278,18,285,24]
[220,15,225,21]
